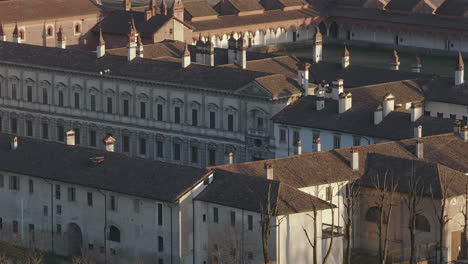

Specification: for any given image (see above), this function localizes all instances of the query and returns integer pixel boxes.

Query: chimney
[342,45,350,68]
[124,0,131,11]
[411,55,422,73]
[66,130,75,146]
[160,0,168,16]
[350,147,358,171]
[205,39,215,66]
[228,33,237,64]
[11,136,18,150]
[312,27,322,63]
[127,18,137,61]
[374,105,383,125]
[145,0,157,20]
[313,137,321,152]
[264,162,273,180]
[103,136,116,152]
[236,38,247,69]
[13,23,21,44]
[416,138,423,159]
[454,120,461,134]
[56,26,66,49]
[316,92,325,111]
[136,35,144,58]
[182,42,191,68]
[297,62,311,95]
[296,140,303,155]
[0,23,5,41]
[332,79,344,100]
[462,126,468,142]
[410,102,423,122]
[97,27,106,58]
[382,93,395,117]
[227,152,234,164]
[195,35,205,64]
[389,50,400,70]
[172,0,185,21]
[338,92,352,113]
[455,51,465,86]
[413,124,422,138]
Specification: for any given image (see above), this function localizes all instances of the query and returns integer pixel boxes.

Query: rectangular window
[140,102,146,118]
[158,236,164,252]
[333,135,341,149]
[42,123,48,139]
[192,109,198,126]
[353,136,361,147]
[133,199,140,213]
[90,94,96,111]
[110,195,116,211]
[208,149,216,166]
[213,207,219,223]
[58,91,64,107]
[209,112,216,129]
[158,203,163,226]
[87,192,93,206]
[28,179,33,194]
[257,117,264,129]
[173,143,181,161]
[123,100,129,116]
[280,129,286,142]
[174,107,180,124]
[43,205,48,216]
[74,93,80,109]
[55,185,61,200]
[11,117,17,134]
[9,176,19,190]
[56,205,62,215]
[12,84,17,100]
[437,112,443,118]
[190,146,198,164]
[227,114,234,131]
[56,224,62,234]
[68,187,76,202]
[57,125,64,142]
[123,136,130,153]
[450,114,456,120]
[27,86,32,102]
[43,88,48,104]
[156,140,164,158]
[107,97,113,113]
[248,215,253,231]
[139,138,146,156]
[26,120,33,137]
[230,211,236,226]
[13,221,18,233]
[89,130,97,147]
[326,186,333,201]
[157,104,163,121]
[74,128,80,145]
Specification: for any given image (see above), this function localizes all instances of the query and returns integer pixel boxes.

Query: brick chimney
[57,26,66,49]
[374,104,383,125]
[338,92,352,113]
[416,138,423,159]
[264,162,273,180]
[104,136,116,152]
[342,45,350,68]
[312,27,322,63]
[124,0,131,11]
[182,42,191,68]
[228,33,237,64]
[205,38,215,66]
[296,140,303,155]
[332,79,344,100]
[383,93,395,117]
[456,51,464,86]
[236,38,247,69]
[97,27,106,58]
[350,147,358,171]
[462,126,468,142]
[0,23,5,41]
[313,137,321,152]
[413,124,422,138]
[195,35,205,64]
[136,35,144,58]
[66,130,75,146]
[227,152,234,164]
[411,55,421,73]
[410,102,423,122]
[11,136,18,150]
[297,62,310,95]
[13,23,21,43]
[389,50,400,70]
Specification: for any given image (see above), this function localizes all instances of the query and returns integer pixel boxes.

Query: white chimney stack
[296,140,303,155]
[316,96,325,111]
[350,147,359,171]
[389,50,400,71]
[383,93,395,117]
[338,92,352,114]
[312,27,322,63]
[13,24,21,44]
[182,42,191,68]
[410,102,423,122]
[313,137,321,152]
[332,79,344,100]
[205,39,215,66]
[103,136,116,152]
[342,45,350,68]
[66,130,75,146]
[236,38,247,69]
[411,56,421,73]
[57,27,66,49]
[454,120,461,134]
[462,126,468,142]
[97,28,106,58]
[227,33,237,65]
[264,162,273,180]
[416,138,423,159]
[228,152,234,164]
[0,23,5,41]
[195,35,204,64]
[136,36,144,58]
[414,124,422,138]
[127,20,138,62]
[374,105,383,125]
[11,136,18,150]
[456,51,465,86]
[297,63,311,96]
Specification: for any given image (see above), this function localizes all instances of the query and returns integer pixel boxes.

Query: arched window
[365,207,381,223]
[108,225,120,242]
[47,26,54,37]
[74,24,81,34]
[416,214,430,232]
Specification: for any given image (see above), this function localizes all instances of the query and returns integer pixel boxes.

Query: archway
[67,223,83,257]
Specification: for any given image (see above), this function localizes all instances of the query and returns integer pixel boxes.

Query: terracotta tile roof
[0,133,210,202]
[184,1,219,19]
[229,0,265,12]
[223,55,300,79]
[196,172,332,215]
[435,0,468,17]
[253,74,303,99]
[385,0,426,12]
[0,0,101,24]
[420,76,468,106]
[334,0,369,8]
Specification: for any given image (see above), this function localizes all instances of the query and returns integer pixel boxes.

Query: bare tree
[404,170,424,264]
[22,250,44,264]
[343,180,360,264]
[373,172,398,264]
[431,173,453,264]
[259,183,277,264]
[71,255,97,264]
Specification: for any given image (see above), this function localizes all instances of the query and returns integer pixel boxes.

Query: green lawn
[275,43,459,77]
